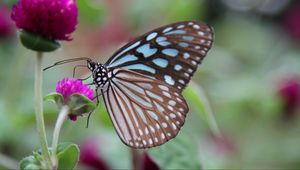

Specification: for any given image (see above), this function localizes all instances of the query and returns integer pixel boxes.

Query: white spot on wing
[164,75,175,85]
[162,27,173,33]
[146,32,158,41]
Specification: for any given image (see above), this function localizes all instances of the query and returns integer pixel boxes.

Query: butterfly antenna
[43,57,91,71]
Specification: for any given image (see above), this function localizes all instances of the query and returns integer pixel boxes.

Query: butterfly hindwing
[102,68,188,148]
[105,21,214,92]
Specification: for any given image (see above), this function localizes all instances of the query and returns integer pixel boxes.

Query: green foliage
[19,143,79,170]
[20,151,45,170]
[149,134,202,169]
[44,93,96,116]
[19,31,61,52]
[77,0,105,25]
[56,143,80,170]
[44,93,64,109]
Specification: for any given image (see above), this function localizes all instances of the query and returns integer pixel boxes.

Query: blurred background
[1,0,300,169]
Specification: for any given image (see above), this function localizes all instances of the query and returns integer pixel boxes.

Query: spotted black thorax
[87,60,110,88]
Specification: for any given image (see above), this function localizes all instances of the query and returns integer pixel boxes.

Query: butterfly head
[87,60,109,88]
[87,59,97,71]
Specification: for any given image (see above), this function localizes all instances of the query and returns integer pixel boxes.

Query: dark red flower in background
[11,0,78,41]
[79,138,110,170]
[0,5,14,38]
[141,152,160,170]
[278,76,300,120]
[282,3,300,40]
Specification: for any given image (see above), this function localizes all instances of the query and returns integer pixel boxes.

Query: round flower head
[11,0,78,41]
[56,78,95,121]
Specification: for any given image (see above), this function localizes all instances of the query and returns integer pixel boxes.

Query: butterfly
[46,21,214,148]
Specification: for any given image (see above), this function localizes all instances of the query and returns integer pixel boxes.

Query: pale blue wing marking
[164,75,175,85]
[146,32,158,41]
[108,54,138,68]
[152,58,168,68]
[109,41,141,64]
[122,64,156,74]
[162,27,173,33]
[165,30,186,35]
[162,49,179,57]
[174,64,182,71]
[136,44,158,58]
[182,36,194,41]
[178,42,188,48]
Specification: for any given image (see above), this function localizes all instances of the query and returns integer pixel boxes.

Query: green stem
[190,81,222,138]
[51,105,69,168]
[0,153,18,170]
[35,52,52,168]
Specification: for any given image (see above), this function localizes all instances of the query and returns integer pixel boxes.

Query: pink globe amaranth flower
[278,76,300,120]
[56,78,95,121]
[11,0,78,41]
[0,5,14,38]
[141,152,160,170]
[79,138,110,170]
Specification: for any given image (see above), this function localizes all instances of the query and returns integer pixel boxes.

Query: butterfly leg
[86,88,102,128]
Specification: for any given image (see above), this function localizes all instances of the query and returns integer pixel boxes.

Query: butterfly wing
[105,21,214,92]
[102,68,188,148]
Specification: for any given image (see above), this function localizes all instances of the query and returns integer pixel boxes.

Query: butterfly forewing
[102,68,188,148]
[105,21,214,92]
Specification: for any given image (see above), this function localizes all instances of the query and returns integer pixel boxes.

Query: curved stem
[35,52,52,168]
[190,81,222,138]
[51,105,69,167]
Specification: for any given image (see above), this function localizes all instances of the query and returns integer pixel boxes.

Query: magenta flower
[56,78,95,121]
[11,0,78,41]
[278,76,300,120]
[79,138,110,170]
[0,5,14,38]
[141,152,160,170]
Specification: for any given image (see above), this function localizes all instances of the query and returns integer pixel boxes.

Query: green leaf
[44,92,64,108]
[77,0,105,25]
[67,93,96,116]
[56,142,80,170]
[149,134,201,169]
[20,31,61,52]
[19,155,41,170]
[184,82,221,137]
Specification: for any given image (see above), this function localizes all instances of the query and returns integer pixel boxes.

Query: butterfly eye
[87,60,97,71]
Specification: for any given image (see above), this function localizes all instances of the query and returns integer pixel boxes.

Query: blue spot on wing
[165,30,186,35]
[122,64,156,74]
[162,49,179,57]
[109,41,141,64]
[152,58,168,68]
[108,54,138,68]
[136,44,158,58]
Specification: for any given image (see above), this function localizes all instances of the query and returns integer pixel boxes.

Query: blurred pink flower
[282,3,300,40]
[0,5,14,38]
[141,152,160,170]
[207,133,236,155]
[80,138,110,170]
[56,78,94,121]
[278,76,300,119]
[11,0,78,41]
